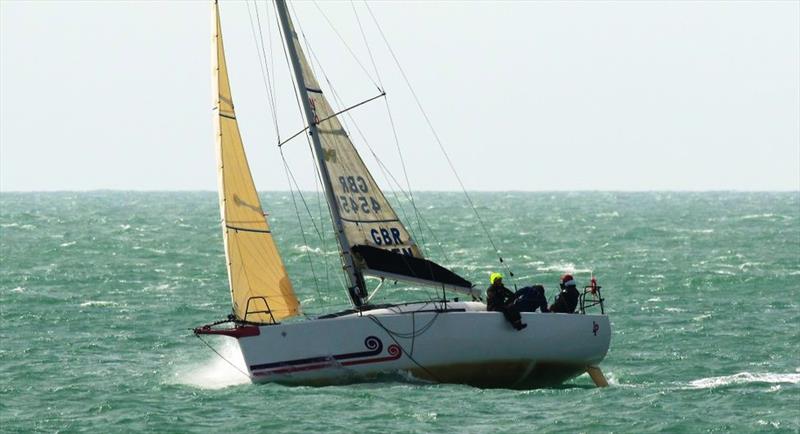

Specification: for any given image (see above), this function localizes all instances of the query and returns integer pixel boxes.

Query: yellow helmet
[490,272,504,284]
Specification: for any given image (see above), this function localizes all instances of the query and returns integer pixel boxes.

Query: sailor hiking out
[486,272,552,330]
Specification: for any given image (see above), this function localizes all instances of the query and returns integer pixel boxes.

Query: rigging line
[285,136,350,297]
[364,2,515,283]
[274,3,347,301]
[279,2,349,300]
[194,334,251,379]
[280,149,325,310]
[350,0,428,255]
[307,137,348,295]
[318,70,434,270]
[312,152,334,297]
[296,33,412,248]
[246,1,280,141]
[366,315,442,383]
[277,91,386,148]
[265,0,277,118]
[369,155,452,266]
[351,0,382,88]
[278,0,347,294]
[303,122,351,293]
[253,1,280,138]
[281,152,326,243]
[295,29,383,259]
[351,1,431,266]
[347,5,415,245]
[320,80,426,279]
[291,3,413,258]
[227,219,260,321]
[275,2,313,153]
[309,81,430,292]
[290,6,434,302]
[381,95,427,257]
[254,1,282,140]
[286,4,354,294]
[310,0,381,91]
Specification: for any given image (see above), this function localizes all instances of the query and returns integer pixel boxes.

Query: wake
[169,338,250,389]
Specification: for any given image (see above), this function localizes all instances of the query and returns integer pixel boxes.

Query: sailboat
[195,0,611,389]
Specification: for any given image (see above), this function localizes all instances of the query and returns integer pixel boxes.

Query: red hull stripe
[252,344,402,376]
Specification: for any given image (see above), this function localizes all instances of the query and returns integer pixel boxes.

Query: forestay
[213,2,299,323]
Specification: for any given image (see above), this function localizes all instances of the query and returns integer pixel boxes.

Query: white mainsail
[277,3,475,297]
[283,17,420,259]
[213,1,299,323]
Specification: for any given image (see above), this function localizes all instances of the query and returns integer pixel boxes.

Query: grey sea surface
[1,191,798,433]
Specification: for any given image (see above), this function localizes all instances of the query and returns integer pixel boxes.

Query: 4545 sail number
[338,175,381,214]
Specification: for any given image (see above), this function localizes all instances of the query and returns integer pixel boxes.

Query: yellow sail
[212,1,298,323]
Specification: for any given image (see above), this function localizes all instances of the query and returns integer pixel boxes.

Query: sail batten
[213,1,299,323]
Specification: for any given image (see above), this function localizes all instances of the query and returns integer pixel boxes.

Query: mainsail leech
[213,1,299,323]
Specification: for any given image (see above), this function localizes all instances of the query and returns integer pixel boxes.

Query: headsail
[276,2,475,298]
[213,1,299,322]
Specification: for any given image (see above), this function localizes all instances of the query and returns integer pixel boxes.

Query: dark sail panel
[351,245,473,290]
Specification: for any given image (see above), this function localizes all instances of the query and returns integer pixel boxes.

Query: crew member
[550,274,580,313]
[486,272,527,330]
[513,285,549,313]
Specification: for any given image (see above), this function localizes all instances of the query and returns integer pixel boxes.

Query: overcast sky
[1,0,798,192]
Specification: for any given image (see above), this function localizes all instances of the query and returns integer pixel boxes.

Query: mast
[274,0,368,307]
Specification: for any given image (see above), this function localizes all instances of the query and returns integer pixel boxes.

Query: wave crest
[689,371,800,389]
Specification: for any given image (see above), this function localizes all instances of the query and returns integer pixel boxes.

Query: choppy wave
[688,372,800,389]
[2,191,799,433]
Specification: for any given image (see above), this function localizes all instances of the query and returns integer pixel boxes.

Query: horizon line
[2,189,799,194]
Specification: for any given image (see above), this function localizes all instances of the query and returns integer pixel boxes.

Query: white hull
[226,302,610,388]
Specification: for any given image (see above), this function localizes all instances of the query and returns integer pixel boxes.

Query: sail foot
[351,245,476,297]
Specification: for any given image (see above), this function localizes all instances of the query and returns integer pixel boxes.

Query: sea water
[1,191,798,433]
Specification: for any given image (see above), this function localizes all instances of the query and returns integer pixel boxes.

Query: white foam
[688,372,800,389]
[740,213,775,220]
[536,263,593,274]
[80,300,118,307]
[757,420,781,429]
[171,338,250,390]
[295,244,322,254]
[59,241,76,247]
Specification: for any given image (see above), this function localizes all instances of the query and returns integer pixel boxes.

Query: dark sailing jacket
[550,285,580,313]
[486,284,515,311]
